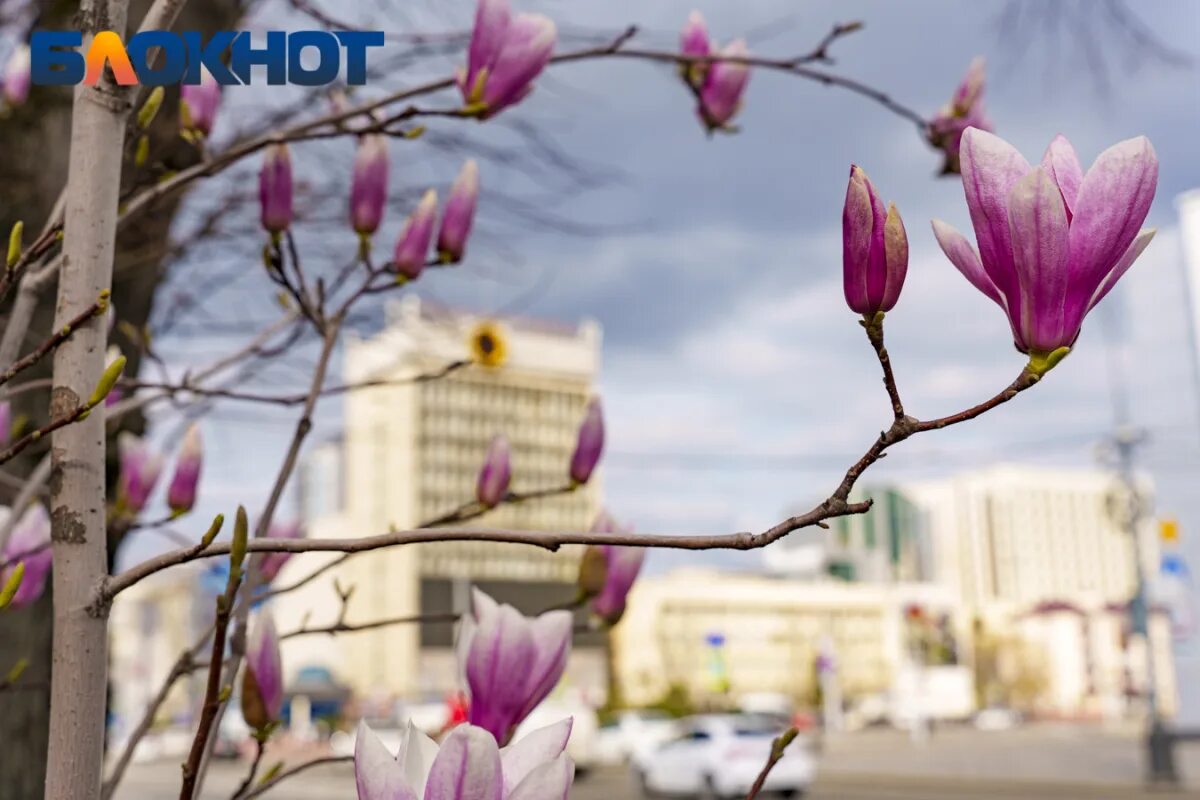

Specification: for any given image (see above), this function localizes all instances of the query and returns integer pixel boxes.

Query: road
[116,724,1200,799]
[117,762,1199,800]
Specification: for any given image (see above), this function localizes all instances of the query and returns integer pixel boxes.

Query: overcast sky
[127,0,1200,581]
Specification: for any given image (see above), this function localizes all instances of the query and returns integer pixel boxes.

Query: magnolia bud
[476,435,512,508]
[569,398,604,485]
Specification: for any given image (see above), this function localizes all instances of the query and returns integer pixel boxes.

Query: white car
[595,710,681,765]
[632,714,815,799]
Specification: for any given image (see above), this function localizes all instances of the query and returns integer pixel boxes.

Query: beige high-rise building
[276,296,603,699]
[905,464,1155,610]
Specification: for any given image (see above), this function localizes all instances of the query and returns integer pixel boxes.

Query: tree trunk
[44,1,133,797]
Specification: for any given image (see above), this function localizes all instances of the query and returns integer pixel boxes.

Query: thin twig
[0,402,91,466]
[0,296,107,389]
[236,756,352,800]
[863,314,904,420]
[230,738,266,800]
[745,728,799,800]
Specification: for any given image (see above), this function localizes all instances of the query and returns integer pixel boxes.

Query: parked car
[595,710,681,765]
[631,714,815,798]
[973,706,1023,731]
[513,696,600,775]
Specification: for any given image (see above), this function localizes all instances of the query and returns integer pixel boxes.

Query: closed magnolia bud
[393,189,439,280]
[259,144,294,234]
[117,433,163,515]
[476,435,512,508]
[3,44,31,107]
[0,504,51,609]
[242,613,283,730]
[0,401,10,447]
[569,398,604,485]
[350,134,389,236]
[679,10,711,86]
[437,160,479,263]
[577,545,609,599]
[180,67,222,136]
[166,424,203,514]
[697,39,751,131]
[842,165,907,316]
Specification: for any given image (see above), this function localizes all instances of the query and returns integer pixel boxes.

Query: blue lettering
[335,31,385,86]
[125,30,186,86]
[29,31,85,85]
[183,31,238,85]
[230,31,287,86]
[287,31,339,87]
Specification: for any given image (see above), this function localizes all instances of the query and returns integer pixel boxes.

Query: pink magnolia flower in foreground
[437,160,480,264]
[459,588,572,745]
[697,38,751,133]
[166,424,203,514]
[928,57,992,175]
[679,11,711,87]
[0,400,10,447]
[355,718,574,800]
[394,189,439,280]
[1,504,52,608]
[242,612,283,730]
[180,67,222,135]
[476,435,512,508]
[117,432,163,515]
[459,0,557,119]
[259,520,303,584]
[568,397,604,485]
[843,165,908,316]
[933,128,1158,373]
[350,134,390,236]
[3,44,31,107]
[259,143,294,234]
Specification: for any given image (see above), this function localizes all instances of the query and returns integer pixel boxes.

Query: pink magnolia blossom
[459,0,557,119]
[842,165,908,316]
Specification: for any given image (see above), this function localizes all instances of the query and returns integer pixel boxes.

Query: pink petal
[505,754,574,800]
[423,726,502,800]
[499,718,572,796]
[516,610,572,721]
[959,127,1033,309]
[355,722,419,800]
[1040,135,1083,220]
[931,219,1004,309]
[1006,168,1071,353]
[1087,228,1157,314]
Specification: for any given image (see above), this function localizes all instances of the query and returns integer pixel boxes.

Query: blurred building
[612,569,971,719]
[906,464,1155,609]
[764,486,929,583]
[276,296,604,702]
[109,566,209,746]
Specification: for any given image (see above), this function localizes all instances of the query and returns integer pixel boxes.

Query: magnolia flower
[166,424,203,514]
[242,612,283,730]
[679,11,711,86]
[568,398,604,485]
[3,44,31,107]
[843,165,908,316]
[355,718,574,800]
[437,160,480,263]
[259,520,303,584]
[350,134,390,236]
[394,189,439,280]
[697,39,750,132]
[0,504,52,608]
[929,57,993,175]
[0,401,10,447]
[180,67,222,135]
[932,129,1158,373]
[585,514,645,626]
[459,588,572,744]
[117,432,164,515]
[259,143,294,234]
[459,0,557,119]
[476,435,512,509]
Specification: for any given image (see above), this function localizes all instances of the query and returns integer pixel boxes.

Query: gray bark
[45,0,133,797]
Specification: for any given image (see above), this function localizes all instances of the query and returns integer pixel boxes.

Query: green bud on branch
[137,86,165,129]
[0,562,26,609]
[7,221,23,270]
[88,353,126,408]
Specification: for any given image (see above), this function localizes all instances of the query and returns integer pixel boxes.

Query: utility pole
[1111,426,1176,784]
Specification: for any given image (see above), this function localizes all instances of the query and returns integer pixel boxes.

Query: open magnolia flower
[933,127,1157,374]
[355,718,574,800]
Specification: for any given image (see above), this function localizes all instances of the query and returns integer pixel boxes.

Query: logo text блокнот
[30,30,385,87]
